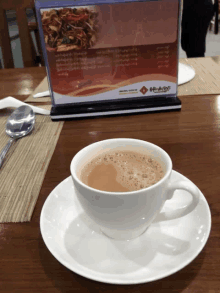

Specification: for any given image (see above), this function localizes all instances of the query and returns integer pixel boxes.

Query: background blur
[0,8,219,68]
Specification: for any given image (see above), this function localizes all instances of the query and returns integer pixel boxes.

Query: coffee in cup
[80,150,164,192]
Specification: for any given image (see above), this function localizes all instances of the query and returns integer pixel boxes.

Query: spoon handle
[0,138,14,169]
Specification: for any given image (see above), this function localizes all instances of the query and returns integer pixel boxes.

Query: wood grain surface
[0,66,220,292]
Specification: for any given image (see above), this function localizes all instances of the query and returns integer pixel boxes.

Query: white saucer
[178,63,196,85]
[40,171,211,285]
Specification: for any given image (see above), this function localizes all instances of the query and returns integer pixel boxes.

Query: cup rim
[70,138,172,195]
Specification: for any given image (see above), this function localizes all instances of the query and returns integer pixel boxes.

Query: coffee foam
[80,150,164,192]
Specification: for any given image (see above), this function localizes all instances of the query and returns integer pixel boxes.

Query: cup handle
[154,180,200,222]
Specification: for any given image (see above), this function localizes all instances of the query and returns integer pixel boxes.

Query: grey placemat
[178,57,220,96]
[0,105,64,222]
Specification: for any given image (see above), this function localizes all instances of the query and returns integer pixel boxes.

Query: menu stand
[35,0,182,120]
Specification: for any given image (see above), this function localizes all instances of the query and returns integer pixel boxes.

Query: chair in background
[0,0,44,68]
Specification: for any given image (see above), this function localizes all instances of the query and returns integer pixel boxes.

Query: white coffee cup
[70,138,200,240]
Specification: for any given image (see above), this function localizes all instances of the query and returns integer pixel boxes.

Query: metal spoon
[0,105,35,169]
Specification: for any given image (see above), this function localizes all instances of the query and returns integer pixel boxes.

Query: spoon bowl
[0,105,35,169]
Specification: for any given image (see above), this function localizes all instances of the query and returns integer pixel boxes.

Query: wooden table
[0,66,220,292]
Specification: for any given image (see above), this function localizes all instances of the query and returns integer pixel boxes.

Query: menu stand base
[50,96,181,120]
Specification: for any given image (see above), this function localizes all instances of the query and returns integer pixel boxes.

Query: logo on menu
[140,86,148,95]
[150,86,171,93]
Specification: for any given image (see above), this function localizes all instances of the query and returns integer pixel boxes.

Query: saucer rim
[40,170,211,285]
[178,63,196,85]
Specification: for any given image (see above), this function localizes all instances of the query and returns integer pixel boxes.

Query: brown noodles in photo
[41,7,99,52]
